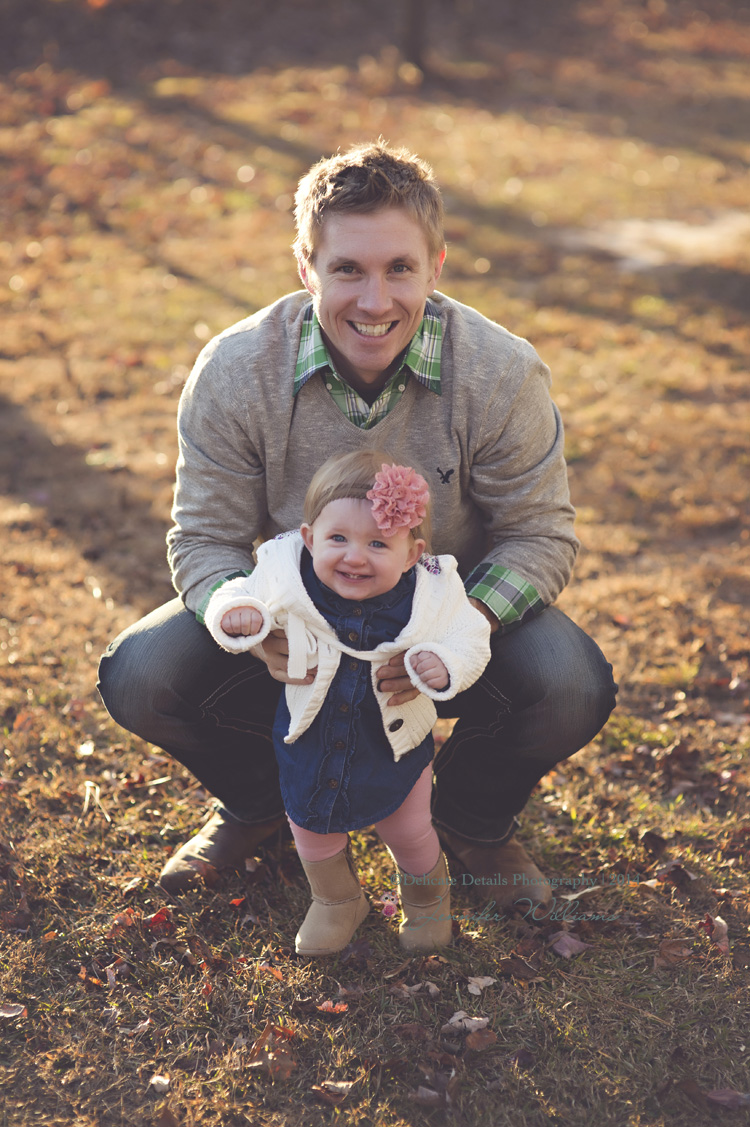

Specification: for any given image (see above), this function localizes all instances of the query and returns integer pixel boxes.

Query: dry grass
[2,1,750,1123]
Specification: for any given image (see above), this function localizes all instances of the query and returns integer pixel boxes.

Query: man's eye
[338,264,356,274]
[392,263,410,273]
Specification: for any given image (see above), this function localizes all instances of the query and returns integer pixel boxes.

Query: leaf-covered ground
[1,2,749,1124]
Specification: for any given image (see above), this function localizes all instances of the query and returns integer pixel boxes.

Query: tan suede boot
[397,852,453,952]
[295,843,370,956]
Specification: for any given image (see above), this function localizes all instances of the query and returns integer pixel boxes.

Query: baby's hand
[410,650,450,691]
[221,606,264,637]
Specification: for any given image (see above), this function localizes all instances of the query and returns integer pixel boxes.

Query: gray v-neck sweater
[168,290,578,616]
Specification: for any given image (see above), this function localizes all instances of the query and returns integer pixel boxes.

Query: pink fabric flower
[366,464,430,535]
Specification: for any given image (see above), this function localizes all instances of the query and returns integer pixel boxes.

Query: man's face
[298,207,445,396]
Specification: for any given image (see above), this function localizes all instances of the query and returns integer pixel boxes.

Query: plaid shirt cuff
[465,563,545,634]
[195,570,254,625]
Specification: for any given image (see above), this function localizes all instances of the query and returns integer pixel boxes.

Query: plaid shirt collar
[293,299,442,396]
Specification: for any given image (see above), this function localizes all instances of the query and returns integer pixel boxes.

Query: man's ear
[430,249,446,291]
[300,523,314,552]
[297,256,316,295]
[404,537,426,571]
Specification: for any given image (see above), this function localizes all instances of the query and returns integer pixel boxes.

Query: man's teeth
[353,322,392,337]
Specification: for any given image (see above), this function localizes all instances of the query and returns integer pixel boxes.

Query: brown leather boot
[159,810,286,893]
[397,852,453,952]
[296,843,370,956]
[438,830,553,909]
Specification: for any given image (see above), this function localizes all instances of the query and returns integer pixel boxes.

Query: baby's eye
[370,540,387,549]
[331,534,346,542]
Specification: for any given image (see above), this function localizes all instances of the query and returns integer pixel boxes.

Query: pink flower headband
[366,464,430,536]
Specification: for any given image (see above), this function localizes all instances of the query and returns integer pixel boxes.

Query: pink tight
[288,764,440,876]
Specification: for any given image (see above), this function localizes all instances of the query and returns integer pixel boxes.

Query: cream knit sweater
[203,532,492,761]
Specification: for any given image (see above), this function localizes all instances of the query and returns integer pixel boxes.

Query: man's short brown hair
[293,141,445,263]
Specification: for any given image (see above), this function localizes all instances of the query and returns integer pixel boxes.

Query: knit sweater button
[388,719,404,732]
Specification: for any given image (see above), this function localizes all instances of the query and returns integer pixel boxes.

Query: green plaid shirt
[292,301,544,634]
[294,300,442,427]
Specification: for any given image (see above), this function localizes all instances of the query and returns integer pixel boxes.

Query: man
[98,142,616,904]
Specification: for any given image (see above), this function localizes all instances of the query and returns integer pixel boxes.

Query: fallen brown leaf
[0,1003,27,1019]
[143,907,176,937]
[466,1028,497,1051]
[549,931,594,958]
[705,1087,750,1108]
[700,913,730,955]
[316,1000,348,1015]
[654,938,693,969]
[155,1105,180,1127]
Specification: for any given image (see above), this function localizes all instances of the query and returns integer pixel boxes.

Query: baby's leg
[376,765,452,951]
[287,818,348,861]
[287,818,368,955]
[375,765,439,876]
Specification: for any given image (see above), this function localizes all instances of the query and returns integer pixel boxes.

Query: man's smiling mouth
[351,321,395,337]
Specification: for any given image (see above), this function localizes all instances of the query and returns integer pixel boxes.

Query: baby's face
[300,498,424,601]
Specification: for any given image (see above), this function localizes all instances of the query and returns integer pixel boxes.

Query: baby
[205,451,491,955]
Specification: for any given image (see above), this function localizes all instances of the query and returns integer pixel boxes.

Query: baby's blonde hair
[303,450,432,548]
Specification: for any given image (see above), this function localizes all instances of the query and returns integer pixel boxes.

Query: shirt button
[338,703,349,713]
[349,661,358,671]
[353,606,362,616]
[388,719,404,732]
[334,740,345,750]
[328,778,338,789]
[347,631,359,643]
[398,383,405,391]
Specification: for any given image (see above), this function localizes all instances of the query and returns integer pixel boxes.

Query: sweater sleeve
[467,344,578,612]
[167,333,269,616]
[203,576,274,654]
[403,568,492,701]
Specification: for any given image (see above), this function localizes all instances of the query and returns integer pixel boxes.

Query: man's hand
[375,652,419,707]
[409,650,450,691]
[469,597,499,635]
[253,629,316,684]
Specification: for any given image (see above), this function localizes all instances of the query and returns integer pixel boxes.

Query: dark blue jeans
[97,599,617,843]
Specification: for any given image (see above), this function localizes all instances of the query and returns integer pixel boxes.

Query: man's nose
[357,274,392,315]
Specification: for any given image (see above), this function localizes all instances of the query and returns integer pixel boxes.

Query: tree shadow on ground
[0,394,173,609]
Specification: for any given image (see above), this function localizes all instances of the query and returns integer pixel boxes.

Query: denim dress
[273,549,434,834]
